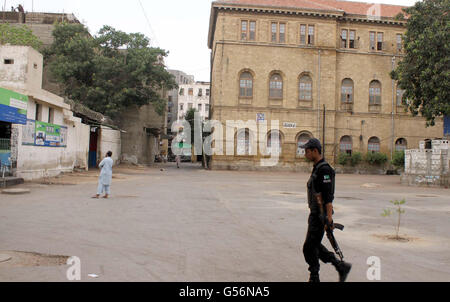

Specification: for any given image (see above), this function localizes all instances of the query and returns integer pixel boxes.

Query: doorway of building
[0,121,12,174]
[89,127,99,168]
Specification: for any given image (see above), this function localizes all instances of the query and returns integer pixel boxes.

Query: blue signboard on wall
[445,116,450,136]
[0,103,27,124]
[0,87,28,125]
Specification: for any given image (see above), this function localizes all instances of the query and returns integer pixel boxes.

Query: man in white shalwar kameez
[93,151,114,199]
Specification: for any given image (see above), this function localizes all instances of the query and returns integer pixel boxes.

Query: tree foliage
[365,152,388,166]
[392,151,406,169]
[45,23,177,118]
[391,0,450,126]
[0,23,43,50]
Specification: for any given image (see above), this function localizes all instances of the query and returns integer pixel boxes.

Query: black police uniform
[303,158,340,277]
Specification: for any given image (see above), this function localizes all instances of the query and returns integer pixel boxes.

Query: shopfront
[0,87,28,173]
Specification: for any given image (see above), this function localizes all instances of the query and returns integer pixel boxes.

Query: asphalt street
[0,163,449,282]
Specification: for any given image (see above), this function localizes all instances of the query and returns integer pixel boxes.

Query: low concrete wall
[210,157,313,172]
[403,140,449,187]
[401,174,449,188]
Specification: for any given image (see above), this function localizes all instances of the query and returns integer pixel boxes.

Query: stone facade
[207,0,444,171]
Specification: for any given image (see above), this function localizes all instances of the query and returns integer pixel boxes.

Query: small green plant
[337,152,350,166]
[0,24,43,51]
[365,152,388,165]
[381,199,406,240]
[392,151,405,169]
[350,152,363,167]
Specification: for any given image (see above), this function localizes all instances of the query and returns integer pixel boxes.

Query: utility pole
[391,56,396,162]
[323,105,326,158]
[317,49,322,141]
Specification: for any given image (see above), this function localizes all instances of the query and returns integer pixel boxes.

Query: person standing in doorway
[300,138,352,282]
[92,151,114,199]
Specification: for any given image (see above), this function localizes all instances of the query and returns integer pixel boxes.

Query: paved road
[0,163,449,282]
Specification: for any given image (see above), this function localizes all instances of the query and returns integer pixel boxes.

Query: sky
[4,0,418,82]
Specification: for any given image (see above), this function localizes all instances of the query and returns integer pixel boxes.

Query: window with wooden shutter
[299,75,312,101]
[349,30,356,48]
[241,21,248,40]
[369,80,382,105]
[341,29,348,48]
[300,25,306,45]
[239,72,253,98]
[308,25,315,45]
[269,74,283,99]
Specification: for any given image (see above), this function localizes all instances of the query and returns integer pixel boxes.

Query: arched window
[368,137,381,153]
[236,129,254,156]
[369,80,382,105]
[297,132,312,156]
[340,136,353,155]
[341,79,354,103]
[240,72,253,97]
[267,130,283,155]
[299,75,312,101]
[395,138,408,152]
[269,73,283,99]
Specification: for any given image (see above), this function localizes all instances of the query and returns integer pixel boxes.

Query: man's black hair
[107,151,113,157]
[306,147,322,155]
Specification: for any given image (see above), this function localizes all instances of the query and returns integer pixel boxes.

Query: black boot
[308,274,320,283]
[335,261,352,282]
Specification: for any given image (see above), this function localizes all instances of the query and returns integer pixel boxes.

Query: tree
[391,0,450,126]
[45,23,177,118]
[0,23,43,50]
[382,199,407,240]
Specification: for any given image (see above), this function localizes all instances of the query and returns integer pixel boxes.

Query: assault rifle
[326,223,345,261]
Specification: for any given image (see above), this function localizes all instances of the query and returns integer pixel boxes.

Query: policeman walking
[300,138,352,282]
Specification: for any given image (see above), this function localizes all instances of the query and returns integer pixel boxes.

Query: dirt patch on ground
[0,251,69,268]
[266,191,305,198]
[371,234,420,243]
[27,164,150,186]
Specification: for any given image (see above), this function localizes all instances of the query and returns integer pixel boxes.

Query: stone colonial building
[207,0,444,171]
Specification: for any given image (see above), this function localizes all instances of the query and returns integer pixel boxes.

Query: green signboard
[35,121,67,147]
[0,87,28,124]
[22,119,67,148]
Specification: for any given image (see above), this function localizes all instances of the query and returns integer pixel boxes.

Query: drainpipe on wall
[318,49,322,142]
[391,56,396,162]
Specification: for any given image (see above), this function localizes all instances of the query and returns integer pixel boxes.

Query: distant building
[167,70,195,132]
[178,82,211,121]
